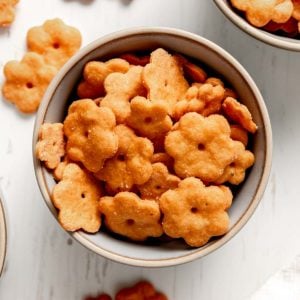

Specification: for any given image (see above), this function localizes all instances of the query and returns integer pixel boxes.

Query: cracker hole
[230,162,236,167]
[117,154,126,161]
[198,144,205,151]
[81,192,86,199]
[164,80,168,87]
[144,117,152,123]
[155,185,161,190]
[126,219,135,226]
[84,131,89,138]
[26,82,34,89]
[191,207,198,213]
[53,42,60,49]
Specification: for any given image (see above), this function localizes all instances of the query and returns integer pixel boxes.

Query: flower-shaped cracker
[143,48,189,116]
[222,97,258,133]
[126,96,173,140]
[64,99,118,173]
[36,123,65,169]
[138,163,180,201]
[231,0,294,27]
[230,124,249,147]
[77,59,130,99]
[95,125,154,192]
[214,147,255,185]
[293,0,300,20]
[2,52,57,113]
[27,18,82,68]
[100,66,145,123]
[165,112,244,182]
[0,0,19,26]
[99,192,163,241]
[159,177,233,247]
[52,163,102,233]
[116,281,167,300]
[174,82,225,120]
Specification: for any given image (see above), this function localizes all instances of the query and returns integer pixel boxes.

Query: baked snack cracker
[36,123,65,169]
[99,192,163,241]
[77,59,130,99]
[165,112,244,182]
[52,163,102,233]
[0,0,19,27]
[2,52,57,113]
[100,66,145,123]
[159,177,232,247]
[95,125,153,192]
[143,48,189,116]
[64,99,118,173]
[27,18,82,69]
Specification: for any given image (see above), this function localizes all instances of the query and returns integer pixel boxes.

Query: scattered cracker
[2,52,57,113]
[27,18,82,69]
[0,0,19,27]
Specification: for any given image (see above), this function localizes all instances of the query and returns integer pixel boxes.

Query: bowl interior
[34,29,271,266]
[214,0,300,51]
[0,196,7,276]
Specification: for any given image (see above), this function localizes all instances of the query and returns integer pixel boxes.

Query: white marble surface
[0,1,300,299]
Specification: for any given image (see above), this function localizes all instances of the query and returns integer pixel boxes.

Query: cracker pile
[85,281,167,300]
[36,48,257,248]
[231,0,300,38]
[2,18,82,113]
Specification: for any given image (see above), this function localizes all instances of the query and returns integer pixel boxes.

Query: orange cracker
[99,192,163,241]
[143,48,189,116]
[165,112,244,182]
[230,124,249,147]
[0,0,19,26]
[231,0,294,27]
[222,97,258,133]
[120,53,150,66]
[95,125,154,192]
[138,163,180,201]
[116,281,168,300]
[126,96,173,140]
[52,163,102,233]
[36,123,65,169]
[2,52,57,113]
[214,146,255,185]
[64,99,118,173]
[27,18,82,69]
[174,83,225,120]
[159,177,233,247]
[77,59,130,99]
[100,66,145,123]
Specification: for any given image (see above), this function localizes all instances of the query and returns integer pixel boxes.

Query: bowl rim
[33,26,273,268]
[213,0,300,52]
[0,195,7,277]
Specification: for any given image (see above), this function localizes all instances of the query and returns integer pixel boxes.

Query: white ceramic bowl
[0,194,7,276]
[33,27,272,267]
[214,0,300,51]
